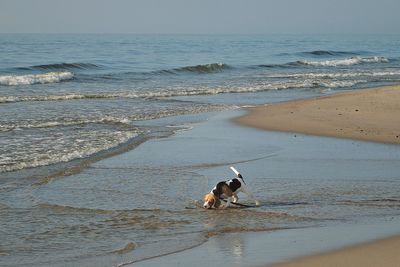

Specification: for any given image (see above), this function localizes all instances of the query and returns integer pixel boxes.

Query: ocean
[1,34,400,173]
[1,34,400,267]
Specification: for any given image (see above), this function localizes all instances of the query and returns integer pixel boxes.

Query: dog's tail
[230,166,243,179]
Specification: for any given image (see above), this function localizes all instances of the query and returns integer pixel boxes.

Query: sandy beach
[272,235,400,267]
[235,85,400,144]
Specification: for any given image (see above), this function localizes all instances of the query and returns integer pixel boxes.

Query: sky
[1,0,399,34]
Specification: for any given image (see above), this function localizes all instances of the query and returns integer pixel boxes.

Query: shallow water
[2,110,399,267]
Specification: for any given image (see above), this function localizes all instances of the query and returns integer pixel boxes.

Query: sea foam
[0,71,74,86]
[298,56,389,67]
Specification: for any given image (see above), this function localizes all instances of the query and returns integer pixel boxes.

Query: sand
[272,235,400,267]
[235,85,400,144]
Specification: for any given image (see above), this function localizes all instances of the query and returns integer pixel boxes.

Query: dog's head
[203,193,220,209]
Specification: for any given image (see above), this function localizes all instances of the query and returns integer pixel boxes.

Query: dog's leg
[224,197,232,208]
[220,184,234,208]
[241,186,260,206]
[232,193,239,203]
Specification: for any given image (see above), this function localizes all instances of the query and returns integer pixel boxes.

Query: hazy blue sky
[1,0,399,34]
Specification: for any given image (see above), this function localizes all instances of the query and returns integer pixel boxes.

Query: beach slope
[235,86,400,144]
[272,235,400,267]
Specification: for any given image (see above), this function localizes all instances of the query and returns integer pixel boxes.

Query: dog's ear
[204,193,215,206]
[214,198,221,208]
[203,193,210,201]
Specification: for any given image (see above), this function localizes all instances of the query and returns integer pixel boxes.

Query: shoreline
[235,85,400,145]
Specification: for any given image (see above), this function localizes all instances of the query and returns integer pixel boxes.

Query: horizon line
[0,32,398,35]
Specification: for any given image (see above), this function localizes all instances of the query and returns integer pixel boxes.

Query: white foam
[0,116,133,132]
[318,80,365,88]
[266,70,400,79]
[0,93,116,103]
[0,129,139,173]
[0,71,74,86]
[298,56,389,67]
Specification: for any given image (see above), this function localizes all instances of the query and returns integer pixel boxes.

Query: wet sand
[272,235,400,267]
[235,85,400,144]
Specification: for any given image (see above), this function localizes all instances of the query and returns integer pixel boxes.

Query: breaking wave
[0,71,74,86]
[266,70,400,79]
[256,56,390,69]
[297,56,389,67]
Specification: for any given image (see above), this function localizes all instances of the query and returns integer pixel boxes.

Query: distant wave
[0,71,74,86]
[302,50,360,56]
[175,63,229,73]
[152,63,230,75]
[297,56,389,67]
[18,62,100,71]
[255,56,390,69]
[256,62,298,69]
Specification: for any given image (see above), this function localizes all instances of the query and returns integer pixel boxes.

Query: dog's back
[226,178,242,192]
[212,177,244,196]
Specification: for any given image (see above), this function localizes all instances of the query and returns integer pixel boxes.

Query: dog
[203,166,259,209]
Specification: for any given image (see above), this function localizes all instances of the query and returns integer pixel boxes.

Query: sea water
[1,34,400,267]
[1,34,400,173]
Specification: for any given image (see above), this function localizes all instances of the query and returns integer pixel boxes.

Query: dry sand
[271,235,400,267]
[235,85,400,144]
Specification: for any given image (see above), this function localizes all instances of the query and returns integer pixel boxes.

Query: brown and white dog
[203,167,260,209]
